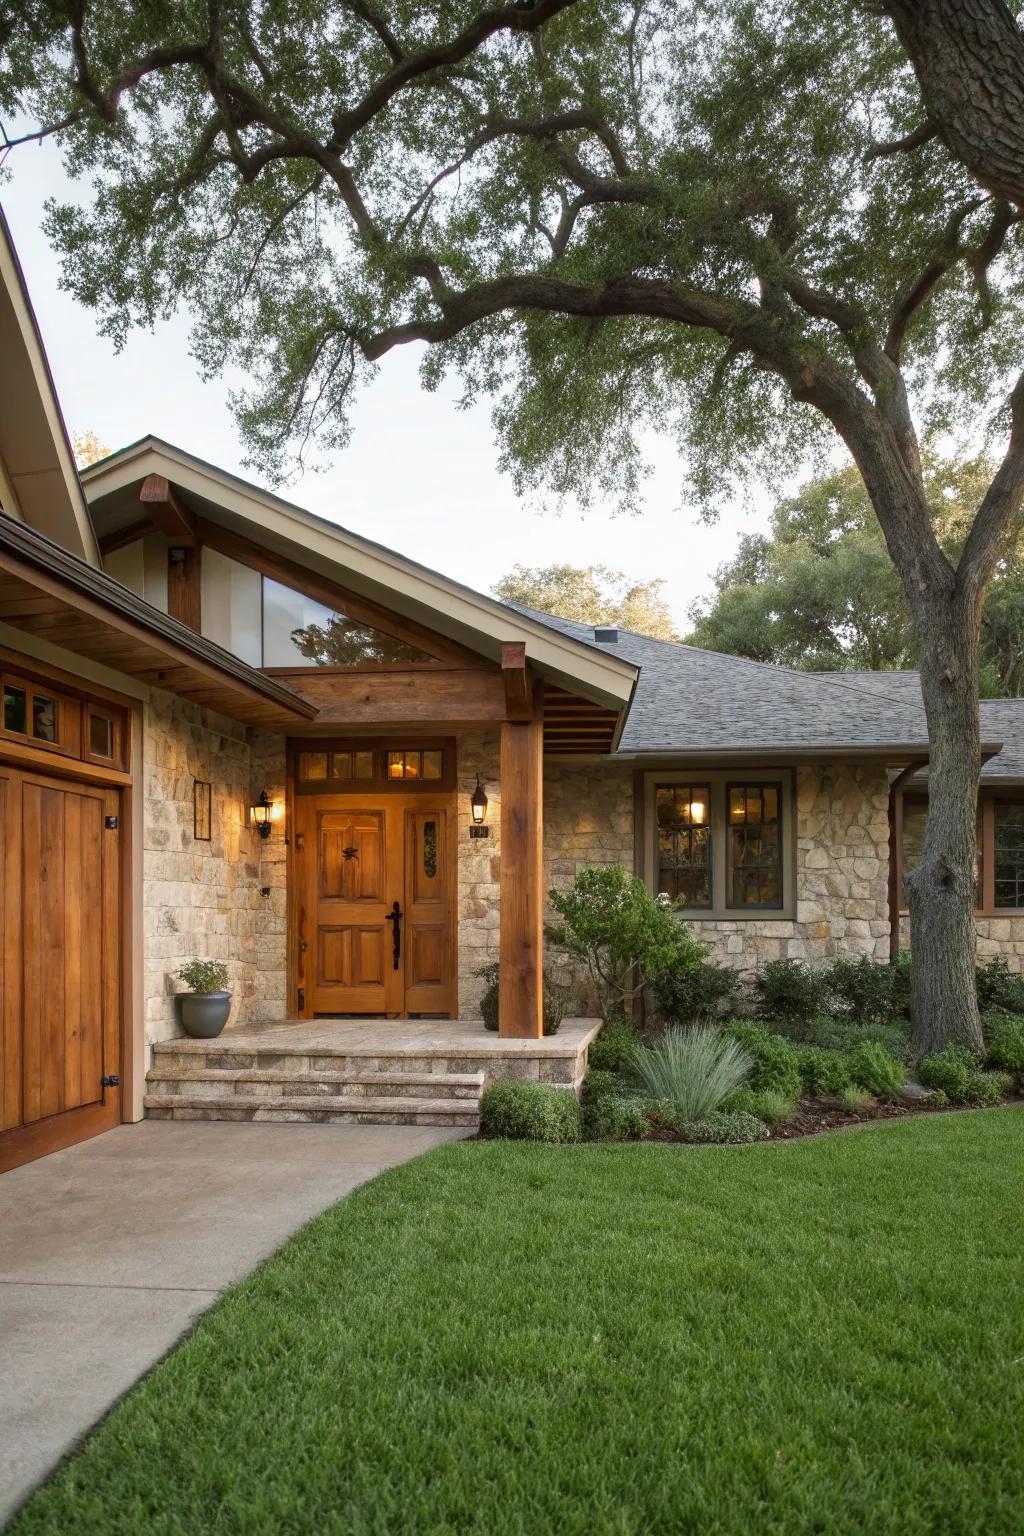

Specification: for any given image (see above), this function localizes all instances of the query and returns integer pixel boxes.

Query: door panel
[297,790,455,1017]
[0,767,122,1172]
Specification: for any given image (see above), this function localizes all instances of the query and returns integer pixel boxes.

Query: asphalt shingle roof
[504,603,1023,775]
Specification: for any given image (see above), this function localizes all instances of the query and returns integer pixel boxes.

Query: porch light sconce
[470,775,490,839]
[251,789,275,840]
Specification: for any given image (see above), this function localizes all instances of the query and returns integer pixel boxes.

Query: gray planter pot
[177,990,232,1039]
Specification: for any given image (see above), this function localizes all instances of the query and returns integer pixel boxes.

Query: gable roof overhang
[80,437,639,716]
[0,208,100,568]
[0,513,316,726]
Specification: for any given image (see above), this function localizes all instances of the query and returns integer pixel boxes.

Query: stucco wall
[142,691,271,1046]
[687,763,892,972]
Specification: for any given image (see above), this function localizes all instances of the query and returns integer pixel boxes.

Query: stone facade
[456,731,501,1018]
[142,691,268,1047]
[688,763,892,973]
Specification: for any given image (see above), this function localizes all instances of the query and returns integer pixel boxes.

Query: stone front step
[145,1068,484,1102]
[143,1092,479,1127]
[150,1041,580,1084]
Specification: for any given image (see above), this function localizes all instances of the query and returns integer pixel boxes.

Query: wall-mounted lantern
[470,775,489,839]
[251,788,275,840]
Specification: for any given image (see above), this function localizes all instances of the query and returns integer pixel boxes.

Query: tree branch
[864,118,939,162]
[342,0,405,64]
[957,370,1024,602]
[885,197,985,362]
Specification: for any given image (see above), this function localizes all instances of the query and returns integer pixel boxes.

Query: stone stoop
[146,1047,484,1127]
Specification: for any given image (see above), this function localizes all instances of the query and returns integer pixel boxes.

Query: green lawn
[12,1113,1024,1535]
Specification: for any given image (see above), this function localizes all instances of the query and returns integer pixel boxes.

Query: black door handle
[385,900,402,970]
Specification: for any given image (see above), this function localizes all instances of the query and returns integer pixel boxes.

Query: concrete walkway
[0,1119,466,1525]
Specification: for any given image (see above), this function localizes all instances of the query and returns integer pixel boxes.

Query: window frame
[290,737,456,794]
[644,769,795,920]
[897,787,1024,916]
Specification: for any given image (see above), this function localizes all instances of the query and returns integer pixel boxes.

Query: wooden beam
[499,682,544,1038]
[195,517,493,669]
[98,517,153,556]
[139,474,197,542]
[166,544,201,631]
[280,667,507,725]
[501,641,532,721]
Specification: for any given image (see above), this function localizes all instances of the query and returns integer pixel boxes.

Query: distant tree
[289,616,430,666]
[495,564,676,640]
[71,430,109,468]
[688,458,1024,691]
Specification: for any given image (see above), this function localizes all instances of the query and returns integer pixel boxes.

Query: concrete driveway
[0,1119,466,1525]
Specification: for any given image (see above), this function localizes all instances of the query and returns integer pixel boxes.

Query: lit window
[655,786,711,907]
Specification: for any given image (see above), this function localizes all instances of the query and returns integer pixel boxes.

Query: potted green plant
[175,959,232,1038]
[473,962,570,1035]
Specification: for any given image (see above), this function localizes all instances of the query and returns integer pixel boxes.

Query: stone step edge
[145,1068,485,1090]
[151,1039,587,1060]
[143,1092,480,1118]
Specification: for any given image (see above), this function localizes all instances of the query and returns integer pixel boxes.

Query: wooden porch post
[498,681,544,1038]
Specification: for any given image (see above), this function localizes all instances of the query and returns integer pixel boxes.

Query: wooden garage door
[0,767,122,1172]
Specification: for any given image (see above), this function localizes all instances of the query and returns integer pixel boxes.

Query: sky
[0,139,793,632]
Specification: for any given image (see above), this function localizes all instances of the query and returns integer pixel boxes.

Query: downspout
[887,759,927,963]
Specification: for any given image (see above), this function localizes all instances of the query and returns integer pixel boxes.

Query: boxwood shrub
[653,958,741,1023]
[723,1022,802,1098]
[983,1011,1024,1073]
[479,1082,582,1143]
[587,1014,638,1073]
[582,1095,652,1141]
[753,959,830,1033]
[918,1046,1012,1106]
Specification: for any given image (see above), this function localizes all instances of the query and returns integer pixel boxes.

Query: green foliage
[546,866,704,1018]
[582,1094,652,1143]
[753,960,830,1033]
[803,1014,913,1064]
[724,1023,803,1099]
[587,1015,639,1074]
[479,1082,581,1144]
[652,958,741,1024]
[794,1047,855,1096]
[493,564,676,641]
[723,1086,798,1126]
[840,1085,876,1114]
[177,959,230,994]
[976,958,1024,1015]
[918,1046,1012,1106]
[848,1041,905,1098]
[628,1027,752,1125]
[473,962,567,1036]
[677,1111,770,1145]
[580,1069,619,1105]
[826,955,905,1028]
[983,1012,1024,1073]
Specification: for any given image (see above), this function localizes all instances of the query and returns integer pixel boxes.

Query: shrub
[976,956,1024,1014]
[588,1014,638,1073]
[653,958,741,1024]
[474,963,568,1035]
[983,1011,1024,1073]
[753,959,830,1033]
[677,1110,770,1144]
[918,1046,1011,1106]
[546,865,705,1018]
[840,1085,875,1113]
[724,1022,803,1098]
[479,1082,582,1142]
[825,955,900,1027]
[581,1068,619,1103]
[628,1026,752,1124]
[178,959,230,993]
[806,1014,913,1064]
[794,1046,854,1096]
[724,1086,797,1125]
[848,1040,905,1097]
[582,1094,652,1141]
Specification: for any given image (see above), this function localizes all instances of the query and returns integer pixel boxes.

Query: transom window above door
[294,740,454,792]
[649,771,792,918]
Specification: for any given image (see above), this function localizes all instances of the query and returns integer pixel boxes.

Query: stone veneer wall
[142,693,286,1048]
[456,731,501,1018]
[689,763,892,972]
[900,916,1024,970]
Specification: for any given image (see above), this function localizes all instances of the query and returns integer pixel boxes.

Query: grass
[12,1112,1024,1535]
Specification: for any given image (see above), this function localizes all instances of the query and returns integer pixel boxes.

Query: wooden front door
[296,792,455,1017]
[0,768,122,1172]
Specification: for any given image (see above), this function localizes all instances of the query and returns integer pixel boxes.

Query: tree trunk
[883,0,1024,208]
[905,588,984,1056]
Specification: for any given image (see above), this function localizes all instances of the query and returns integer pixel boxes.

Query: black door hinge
[297,987,305,1011]
[102,1074,120,1087]
[105,816,118,830]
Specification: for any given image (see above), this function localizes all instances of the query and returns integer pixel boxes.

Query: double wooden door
[0,766,122,1172]
[295,792,456,1017]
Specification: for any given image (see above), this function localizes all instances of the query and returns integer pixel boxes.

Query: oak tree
[5,0,1024,1052]
[495,563,677,639]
